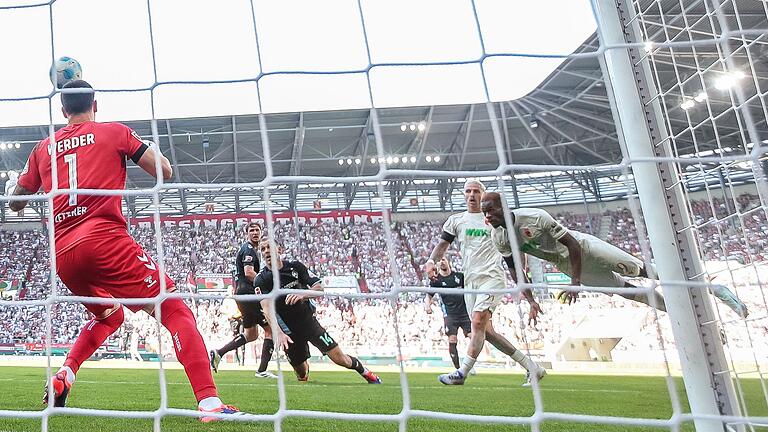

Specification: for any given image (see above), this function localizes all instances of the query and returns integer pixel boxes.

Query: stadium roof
[1,1,766,220]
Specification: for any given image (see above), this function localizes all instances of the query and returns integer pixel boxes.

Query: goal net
[0,0,766,431]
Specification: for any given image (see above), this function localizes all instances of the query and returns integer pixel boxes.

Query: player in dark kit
[209,222,276,378]
[229,314,246,366]
[8,80,241,421]
[256,234,382,384]
[425,257,472,370]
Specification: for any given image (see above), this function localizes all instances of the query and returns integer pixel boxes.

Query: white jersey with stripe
[491,208,644,283]
[442,211,505,286]
[491,207,586,263]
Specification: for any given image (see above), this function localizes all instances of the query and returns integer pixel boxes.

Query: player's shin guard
[65,307,125,375]
[159,298,218,402]
[217,334,247,357]
[257,338,274,373]
[347,355,366,374]
[448,342,460,369]
[349,356,381,384]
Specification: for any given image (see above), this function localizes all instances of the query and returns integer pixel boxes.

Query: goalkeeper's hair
[61,80,95,116]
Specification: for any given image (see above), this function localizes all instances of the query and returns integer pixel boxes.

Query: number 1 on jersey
[64,154,78,206]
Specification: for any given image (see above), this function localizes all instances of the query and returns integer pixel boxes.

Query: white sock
[198,396,223,410]
[58,366,75,385]
[458,356,476,376]
[510,349,538,372]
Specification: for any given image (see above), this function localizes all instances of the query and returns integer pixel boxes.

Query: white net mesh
[0,0,766,431]
[624,0,768,429]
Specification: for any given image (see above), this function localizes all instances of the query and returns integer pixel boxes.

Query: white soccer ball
[52,56,82,89]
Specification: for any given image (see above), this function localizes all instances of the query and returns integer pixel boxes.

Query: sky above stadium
[0,0,596,127]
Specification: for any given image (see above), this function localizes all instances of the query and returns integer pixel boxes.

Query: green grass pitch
[0,367,765,431]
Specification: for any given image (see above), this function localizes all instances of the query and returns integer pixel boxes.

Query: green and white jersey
[492,207,644,286]
[491,208,585,264]
[442,211,505,285]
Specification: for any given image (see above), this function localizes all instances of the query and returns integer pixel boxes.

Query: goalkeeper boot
[522,367,547,387]
[43,370,71,407]
[254,371,278,379]
[361,369,382,384]
[198,404,245,423]
[438,370,465,385]
[711,283,749,319]
[209,350,222,373]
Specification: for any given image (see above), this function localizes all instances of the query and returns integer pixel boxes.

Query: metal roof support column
[165,120,187,215]
[347,111,373,209]
[457,105,475,170]
[510,175,520,208]
[437,179,451,211]
[717,167,735,216]
[589,172,602,202]
[499,102,514,164]
[232,116,241,213]
[288,113,305,210]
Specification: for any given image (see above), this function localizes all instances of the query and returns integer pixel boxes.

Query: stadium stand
[1,193,766,365]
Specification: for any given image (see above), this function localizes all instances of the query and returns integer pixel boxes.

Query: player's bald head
[61,80,95,116]
[481,191,502,207]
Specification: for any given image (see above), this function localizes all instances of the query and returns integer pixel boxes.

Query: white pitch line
[4,378,641,394]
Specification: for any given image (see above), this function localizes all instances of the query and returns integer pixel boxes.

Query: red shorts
[57,232,175,320]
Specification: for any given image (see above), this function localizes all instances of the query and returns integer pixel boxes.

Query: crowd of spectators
[1,193,766,362]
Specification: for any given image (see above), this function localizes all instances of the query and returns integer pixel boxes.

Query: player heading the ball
[480,191,748,319]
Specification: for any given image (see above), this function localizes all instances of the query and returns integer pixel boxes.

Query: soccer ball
[52,56,82,89]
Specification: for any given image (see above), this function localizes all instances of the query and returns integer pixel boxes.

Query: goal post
[593,0,743,430]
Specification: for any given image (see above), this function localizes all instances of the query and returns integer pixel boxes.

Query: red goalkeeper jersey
[17,121,145,254]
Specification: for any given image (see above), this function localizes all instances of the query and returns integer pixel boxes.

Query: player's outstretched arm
[286,281,323,305]
[259,299,292,350]
[503,255,543,325]
[424,293,434,314]
[8,184,34,212]
[425,238,451,280]
[135,145,172,180]
[556,233,583,305]
[285,263,323,305]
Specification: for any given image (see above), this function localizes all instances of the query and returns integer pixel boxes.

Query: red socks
[64,299,217,403]
[64,307,125,374]
[159,298,218,402]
